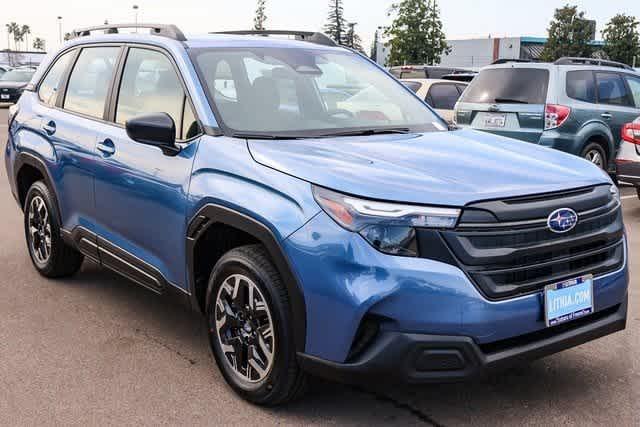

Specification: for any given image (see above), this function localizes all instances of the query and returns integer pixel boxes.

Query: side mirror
[125,112,180,156]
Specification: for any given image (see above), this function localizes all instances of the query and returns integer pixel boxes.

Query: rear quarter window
[402,81,422,93]
[460,68,549,105]
[566,70,596,103]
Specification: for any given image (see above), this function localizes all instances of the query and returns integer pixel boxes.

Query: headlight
[312,186,461,257]
[610,185,620,204]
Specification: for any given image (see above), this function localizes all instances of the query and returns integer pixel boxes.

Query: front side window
[596,72,632,106]
[566,70,596,103]
[38,51,74,107]
[624,75,640,107]
[192,48,443,136]
[426,83,461,110]
[116,48,185,129]
[64,47,120,118]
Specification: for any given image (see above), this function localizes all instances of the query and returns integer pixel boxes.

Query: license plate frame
[0,94,10,100]
[544,275,594,327]
[484,113,506,128]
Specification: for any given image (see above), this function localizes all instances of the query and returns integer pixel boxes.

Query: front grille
[438,185,625,300]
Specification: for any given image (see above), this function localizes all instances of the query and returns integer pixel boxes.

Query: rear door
[455,67,549,143]
[595,72,638,148]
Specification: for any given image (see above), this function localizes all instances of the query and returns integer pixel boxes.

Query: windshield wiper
[493,97,529,104]
[317,127,411,137]
[231,132,304,140]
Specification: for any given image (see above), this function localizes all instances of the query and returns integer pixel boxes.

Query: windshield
[0,69,34,82]
[191,47,444,137]
[460,68,549,105]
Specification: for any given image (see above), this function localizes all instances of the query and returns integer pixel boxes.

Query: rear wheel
[581,142,607,170]
[206,245,307,405]
[24,181,84,277]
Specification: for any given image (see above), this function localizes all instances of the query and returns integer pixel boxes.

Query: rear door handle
[601,112,612,120]
[97,139,116,156]
[42,120,56,135]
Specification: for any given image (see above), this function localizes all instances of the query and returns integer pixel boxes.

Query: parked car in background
[0,67,36,103]
[441,72,477,82]
[616,116,640,199]
[0,65,12,79]
[455,58,640,171]
[389,65,470,80]
[402,78,468,122]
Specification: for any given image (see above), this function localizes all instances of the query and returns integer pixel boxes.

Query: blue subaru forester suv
[5,24,628,405]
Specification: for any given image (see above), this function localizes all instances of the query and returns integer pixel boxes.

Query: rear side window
[426,83,461,110]
[461,68,549,104]
[38,51,74,107]
[400,70,427,79]
[402,81,422,93]
[596,72,632,106]
[566,70,596,103]
[64,47,120,119]
[624,75,640,107]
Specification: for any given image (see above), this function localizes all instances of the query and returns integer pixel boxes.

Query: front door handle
[601,112,612,120]
[42,120,56,135]
[97,139,116,156]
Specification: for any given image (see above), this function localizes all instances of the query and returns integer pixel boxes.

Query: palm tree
[33,37,45,51]
[5,22,20,51]
[21,25,31,51]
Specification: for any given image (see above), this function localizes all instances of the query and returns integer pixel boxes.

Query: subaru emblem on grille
[547,208,578,233]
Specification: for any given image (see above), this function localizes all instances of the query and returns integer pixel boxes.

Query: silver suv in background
[454,58,640,172]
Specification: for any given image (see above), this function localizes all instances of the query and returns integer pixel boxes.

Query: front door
[92,46,202,292]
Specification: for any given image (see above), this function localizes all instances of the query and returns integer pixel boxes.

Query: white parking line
[621,195,637,200]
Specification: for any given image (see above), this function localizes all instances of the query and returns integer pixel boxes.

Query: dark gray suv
[454,58,640,172]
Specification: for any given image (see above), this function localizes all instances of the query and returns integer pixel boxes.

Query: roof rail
[212,30,337,47]
[554,57,633,70]
[491,58,536,65]
[70,23,186,41]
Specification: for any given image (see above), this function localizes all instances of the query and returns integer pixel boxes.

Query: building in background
[0,50,47,67]
[439,36,604,69]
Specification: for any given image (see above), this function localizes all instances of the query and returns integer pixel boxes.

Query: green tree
[253,0,267,31]
[21,25,30,51]
[602,14,640,66]
[345,22,364,52]
[385,0,450,66]
[324,0,347,45]
[370,29,379,61]
[33,37,45,51]
[5,22,20,51]
[540,4,594,61]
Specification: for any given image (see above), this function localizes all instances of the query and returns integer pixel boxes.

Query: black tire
[24,181,84,278]
[205,244,307,405]
[581,142,607,170]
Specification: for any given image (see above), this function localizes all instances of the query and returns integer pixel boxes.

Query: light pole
[133,5,139,32]
[57,16,63,44]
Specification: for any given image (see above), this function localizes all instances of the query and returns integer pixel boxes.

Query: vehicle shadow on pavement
[53,261,636,426]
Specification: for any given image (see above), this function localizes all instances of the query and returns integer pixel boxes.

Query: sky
[3,0,640,54]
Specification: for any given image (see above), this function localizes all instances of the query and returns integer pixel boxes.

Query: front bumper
[298,297,627,384]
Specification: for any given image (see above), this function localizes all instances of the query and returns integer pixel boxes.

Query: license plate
[544,275,593,327]
[0,94,9,100]
[484,113,506,127]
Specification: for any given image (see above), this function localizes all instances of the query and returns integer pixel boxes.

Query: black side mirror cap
[125,112,180,156]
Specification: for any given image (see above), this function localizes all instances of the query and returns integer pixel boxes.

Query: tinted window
[566,70,596,103]
[427,83,461,109]
[0,69,34,82]
[116,48,184,130]
[402,81,422,93]
[624,75,640,107]
[38,51,74,107]
[64,47,119,118]
[400,70,427,79]
[427,68,454,79]
[461,68,549,104]
[596,72,632,106]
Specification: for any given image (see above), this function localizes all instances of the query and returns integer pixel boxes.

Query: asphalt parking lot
[0,106,638,426]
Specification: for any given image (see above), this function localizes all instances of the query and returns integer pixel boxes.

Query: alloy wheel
[585,149,604,168]
[214,274,275,383]
[28,195,52,264]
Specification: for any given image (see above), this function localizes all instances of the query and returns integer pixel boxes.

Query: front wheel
[206,245,307,405]
[581,142,607,170]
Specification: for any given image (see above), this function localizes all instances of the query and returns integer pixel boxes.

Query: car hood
[247,129,610,206]
[0,81,27,89]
